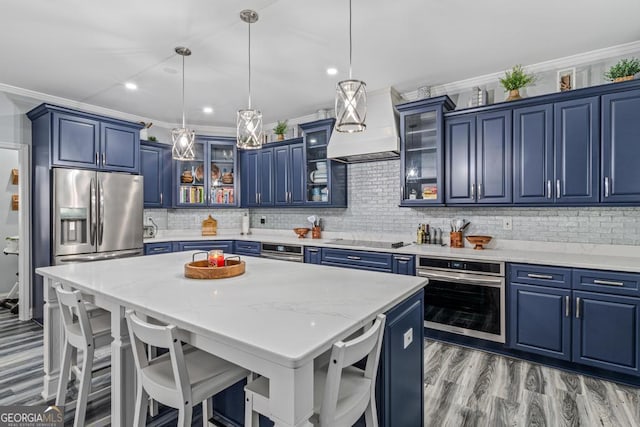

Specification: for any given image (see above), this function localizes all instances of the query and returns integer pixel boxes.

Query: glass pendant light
[335,0,366,133]
[171,47,196,160]
[237,9,263,149]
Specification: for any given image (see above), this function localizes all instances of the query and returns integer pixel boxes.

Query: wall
[144,208,248,232]
[250,160,640,246]
[0,149,19,293]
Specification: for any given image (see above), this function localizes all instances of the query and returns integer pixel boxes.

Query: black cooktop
[328,239,407,249]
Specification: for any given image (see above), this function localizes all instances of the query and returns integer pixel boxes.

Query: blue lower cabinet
[392,255,415,276]
[304,247,322,264]
[573,290,640,376]
[509,283,571,361]
[175,240,234,253]
[321,248,393,273]
[234,240,261,257]
[143,242,173,255]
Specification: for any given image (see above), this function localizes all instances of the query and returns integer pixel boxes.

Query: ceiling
[2,0,639,128]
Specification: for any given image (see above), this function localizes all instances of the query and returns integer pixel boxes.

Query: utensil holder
[312,226,321,239]
[450,231,463,248]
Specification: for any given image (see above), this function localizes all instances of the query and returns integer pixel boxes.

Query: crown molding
[403,40,640,101]
[0,82,235,135]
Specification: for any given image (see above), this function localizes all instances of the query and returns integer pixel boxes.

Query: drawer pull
[527,273,553,280]
[152,247,165,252]
[347,256,361,260]
[593,279,624,287]
[307,249,319,253]
[394,257,411,261]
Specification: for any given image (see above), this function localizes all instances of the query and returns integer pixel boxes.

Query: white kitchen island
[37,251,426,427]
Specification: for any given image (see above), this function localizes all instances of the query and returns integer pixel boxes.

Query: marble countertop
[36,252,426,368]
[145,229,640,273]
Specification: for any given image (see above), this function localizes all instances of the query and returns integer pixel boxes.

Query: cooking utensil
[307,215,318,227]
[460,221,471,232]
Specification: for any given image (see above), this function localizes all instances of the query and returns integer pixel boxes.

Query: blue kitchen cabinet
[175,240,234,253]
[509,283,572,361]
[140,141,172,208]
[234,240,261,257]
[554,97,599,204]
[144,242,173,255]
[513,104,554,203]
[241,149,274,207]
[573,290,639,376]
[445,110,512,204]
[101,122,140,172]
[304,247,322,264]
[175,137,238,207]
[398,96,455,206]
[392,255,415,275]
[601,89,640,203]
[300,119,347,207]
[321,248,393,273]
[274,141,305,206]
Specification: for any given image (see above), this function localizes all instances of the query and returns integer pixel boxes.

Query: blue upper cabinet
[445,110,512,204]
[513,104,554,203]
[175,136,238,207]
[34,106,141,173]
[601,89,640,203]
[274,141,305,206]
[301,119,347,207]
[140,141,172,208]
[397,96,455,206]
[554,97,599,204]
[241,149,274,207]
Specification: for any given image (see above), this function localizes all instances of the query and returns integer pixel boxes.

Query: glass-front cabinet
[175,136,238,207]
[397,96,455,206]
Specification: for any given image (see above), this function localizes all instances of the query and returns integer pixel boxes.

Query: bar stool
[244,314,386,427]
[55,285,112,427]
[126,310,251,427]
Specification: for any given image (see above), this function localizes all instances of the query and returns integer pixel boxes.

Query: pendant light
[237,9,263,149]
[335,0,366,133]
[171,47,196,160]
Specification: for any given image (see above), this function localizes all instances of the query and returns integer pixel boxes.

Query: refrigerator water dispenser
[59,207,88,244]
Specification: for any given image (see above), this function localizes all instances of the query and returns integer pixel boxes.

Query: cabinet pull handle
[478,183,483,199]
[152,247,165,252]
[547,180,552,199]
[347,256,361,260]
[401,185,404,200]
[395,257,411,261]
[565,296,570,317]
[593,279,624,287]
[471,184,475,199]
[95,152,99,165]
[259,193,262,204]
[160,192,163,205]
[308,248,319,253]
[527,273,553,280]
[604,176,610,198]
[556,179,561,199]
[576,297,581,318]
[102,152,106,165]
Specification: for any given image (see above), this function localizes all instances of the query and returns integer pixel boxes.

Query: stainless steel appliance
[327,239,407,249]
[260,242,303,263]
[417,256,505,343]
[53,168,143,264]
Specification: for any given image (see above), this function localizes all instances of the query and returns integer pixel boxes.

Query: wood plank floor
[2,308,638,426]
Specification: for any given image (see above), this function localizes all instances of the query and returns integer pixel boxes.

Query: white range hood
[327,87,402,163]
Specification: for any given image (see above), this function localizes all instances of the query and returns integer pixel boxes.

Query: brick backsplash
[146,161,640,245]
[250,160,640,245]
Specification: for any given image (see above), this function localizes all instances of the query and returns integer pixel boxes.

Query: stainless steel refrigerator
[53,168,143,264]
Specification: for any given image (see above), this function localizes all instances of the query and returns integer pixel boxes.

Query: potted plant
[139,121,152,140]
[604,58,640,83]
[499,64,536,101]
[273,120,288,141]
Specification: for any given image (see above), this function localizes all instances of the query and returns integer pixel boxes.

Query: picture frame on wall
[557,67,576,92]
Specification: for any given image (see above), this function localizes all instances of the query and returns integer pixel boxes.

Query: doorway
[0,142,30,320]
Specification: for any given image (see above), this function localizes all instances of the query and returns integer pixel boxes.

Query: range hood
[327,87,402,163]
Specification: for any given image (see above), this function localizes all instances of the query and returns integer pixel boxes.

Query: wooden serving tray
[184,254,245,279]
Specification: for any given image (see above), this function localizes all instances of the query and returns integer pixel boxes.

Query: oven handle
[261,253,303,263]
[417,270,504,287]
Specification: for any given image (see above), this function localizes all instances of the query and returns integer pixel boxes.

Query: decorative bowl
[293,228,311,238]
[465,235,492,250]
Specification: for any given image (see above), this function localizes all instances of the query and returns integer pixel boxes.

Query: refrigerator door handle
[98,178,105,245]
[56,249,143,263]
[90,177,97,245]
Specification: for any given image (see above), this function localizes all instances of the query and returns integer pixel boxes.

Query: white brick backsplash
[148,160,640,245]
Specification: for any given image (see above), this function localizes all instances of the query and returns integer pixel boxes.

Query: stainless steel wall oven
[417,256,505,343]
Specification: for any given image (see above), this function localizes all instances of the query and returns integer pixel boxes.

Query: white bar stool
[55,285,112,427]
[244,314,386,427]
[126,310,251,426]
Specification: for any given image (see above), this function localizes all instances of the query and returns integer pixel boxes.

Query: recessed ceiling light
[326,67,338,76]
[125,82,138,90]
[203,106,214,114]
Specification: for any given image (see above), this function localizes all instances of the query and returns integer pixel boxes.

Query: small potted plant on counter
[499,64,536,101]
[604,58,640,83]
[273,120,288,141]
